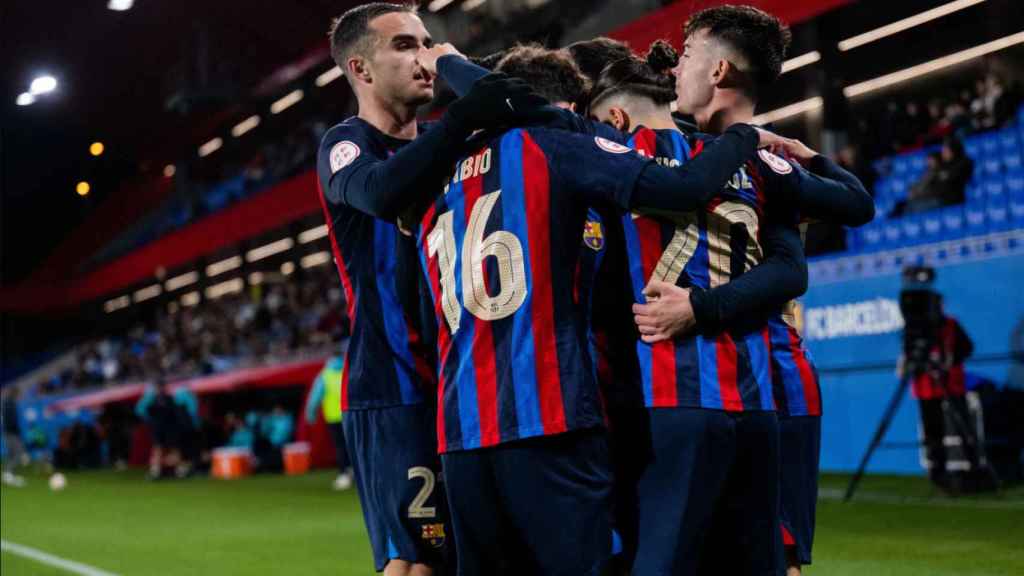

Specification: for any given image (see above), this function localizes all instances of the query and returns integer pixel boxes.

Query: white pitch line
[1,540,120,576]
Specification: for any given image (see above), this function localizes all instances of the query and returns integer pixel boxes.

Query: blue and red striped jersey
[768,302,821,417]
[623,128,787,412]
[316,117,436,411]
[415,127,650,453]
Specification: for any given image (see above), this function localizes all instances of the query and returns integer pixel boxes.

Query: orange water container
[282,442,311,476]
[211,447,253,479]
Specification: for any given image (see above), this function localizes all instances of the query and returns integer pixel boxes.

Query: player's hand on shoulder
[419,43,464,75]
[770,137,818,167]
[632,281,696,342]
[752,126,788,150]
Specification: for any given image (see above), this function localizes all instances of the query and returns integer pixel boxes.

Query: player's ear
[348,56,372,84]
[711,57,729,87]
[609,107,630,132]
[568,102,578,113]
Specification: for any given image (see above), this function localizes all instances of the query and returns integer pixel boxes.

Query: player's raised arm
[770,138,875,226]
[318,74,546,221]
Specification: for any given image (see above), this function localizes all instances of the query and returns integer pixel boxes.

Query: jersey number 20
[427,190,528,333]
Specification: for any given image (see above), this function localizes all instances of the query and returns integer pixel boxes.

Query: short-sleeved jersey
[623,128,798,412]
[768,301,821,417]
[316,117,436,411]
[416,127,650,453]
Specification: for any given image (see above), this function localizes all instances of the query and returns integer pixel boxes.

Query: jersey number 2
[427,190,528,333]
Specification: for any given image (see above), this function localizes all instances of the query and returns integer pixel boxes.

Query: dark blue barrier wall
[803,233,1024,474]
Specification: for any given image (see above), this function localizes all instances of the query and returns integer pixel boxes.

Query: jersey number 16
[427,190,528,333]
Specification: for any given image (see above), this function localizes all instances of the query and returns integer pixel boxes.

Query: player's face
[365,12,435,107]
[674,29,716,116]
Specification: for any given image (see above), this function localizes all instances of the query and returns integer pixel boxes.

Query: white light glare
[107,0,134,11]
[16,92,35,106]
[29,75,58,95]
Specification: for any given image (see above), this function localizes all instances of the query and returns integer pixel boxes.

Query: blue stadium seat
[1008,171,1024,195]
[890,177,908,199]
[860,221,884,252]
[942,206,965,239]
[901,214,925,246]
[964,136,983,159]
[965,201,988,236]
[921,210,943,242]
[981,157,1002,176]
[980,134,1000,155]
[986,197,1011,232]
[966,183,986,202]
[984,178,1007,200]
[882,219,904,248]
[892,156,910,175]
[1002,149,1023,172]
[997,128,1019,152]
[1009,191,1024,229]
[844,227,861,253]
[909,153,929,174]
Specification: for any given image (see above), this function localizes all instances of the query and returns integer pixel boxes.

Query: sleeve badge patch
[595,137,632,154]
[758,149,793,175]
[329,141,361,173]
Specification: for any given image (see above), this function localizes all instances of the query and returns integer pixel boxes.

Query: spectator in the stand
[937,136,974,206]
[902,153,946,215]
[305,356,352,490]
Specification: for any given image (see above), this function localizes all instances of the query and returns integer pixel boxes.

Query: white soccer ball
[48,473,67,491]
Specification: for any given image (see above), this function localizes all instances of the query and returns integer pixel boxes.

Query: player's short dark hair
[683,4,791,96]
[495,44,589,108]
[328,2,416,71]
[565,37,634,82]
[470,50,508,71]
[590,40,678,110]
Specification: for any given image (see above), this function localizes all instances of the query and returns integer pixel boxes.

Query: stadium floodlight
[844,31,1024,98]
[103,295,131,313]
[29,75,57,95]
[316,67,343,87]
[165,271,198,292]
[16,92,35,106]
[781,51,820,74]
[107,0,133,11]
[838,0,987,52]
[206,278,244,300]
[198,137,223,157]
[231,115,260,138]
[462,0,488,10]
[428,0,456,12]
[76,181,91,196]
[301,251,332,269]
[134,284,162,302]
[270,89,303,114]
[751,97,823,125]
[299,224,328,244]
[206,255,242,277]
[90,142,105,157]
[246,238,294,262]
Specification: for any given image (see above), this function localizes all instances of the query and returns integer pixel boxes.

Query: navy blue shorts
[440,428,614,576]
[633,407,782,576]
[343,404,449,572]
[779,414,821,566]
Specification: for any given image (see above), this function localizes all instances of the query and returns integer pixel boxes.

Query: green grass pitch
[2,470,1021,575]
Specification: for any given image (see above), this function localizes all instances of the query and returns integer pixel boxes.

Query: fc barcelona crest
[583,220,605,251]
[421,523,447,548]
